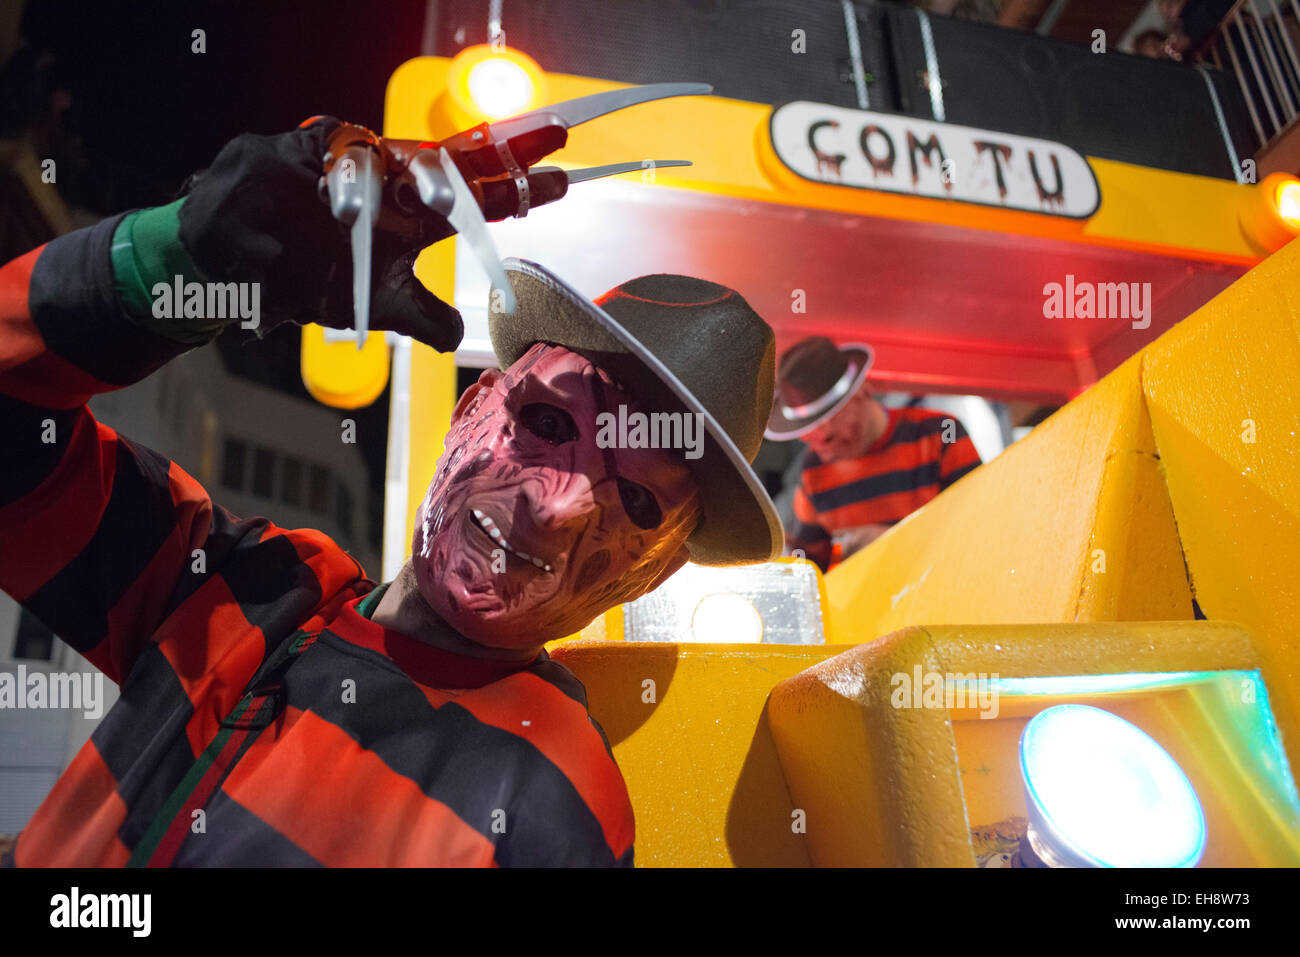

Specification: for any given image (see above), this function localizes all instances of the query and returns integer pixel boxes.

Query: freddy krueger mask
[411,342,703,647]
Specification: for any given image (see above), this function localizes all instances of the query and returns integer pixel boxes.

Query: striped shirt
[0,215,634,866]
[789,406,982,570]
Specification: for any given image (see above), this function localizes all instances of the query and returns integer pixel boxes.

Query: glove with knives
[111,82,711,355]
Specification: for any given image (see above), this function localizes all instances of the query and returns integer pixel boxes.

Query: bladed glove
[175,116,462,351]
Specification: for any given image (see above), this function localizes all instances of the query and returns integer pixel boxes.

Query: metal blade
[438,147,516,315]
[533,159,692,184]
[406,150,455,217]
[487,82,712,142]
[326,145,384,348]
[349,219,371,349]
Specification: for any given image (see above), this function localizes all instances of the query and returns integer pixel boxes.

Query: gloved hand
[176,116,463,352]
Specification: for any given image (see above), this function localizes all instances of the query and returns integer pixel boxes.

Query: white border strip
[916,8,946,123]
[842,0,871,110]
[1196,64,1245,183]
[382,333,413,581]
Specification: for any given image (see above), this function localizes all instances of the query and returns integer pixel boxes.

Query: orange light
[445,45,545,123]
[1275,179,1300,228]
[468,58,534,118]
[1239,171,1300,253]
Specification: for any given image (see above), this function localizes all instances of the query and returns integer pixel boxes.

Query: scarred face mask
[411,342,703,648]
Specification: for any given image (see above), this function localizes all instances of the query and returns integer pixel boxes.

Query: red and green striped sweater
[788,406,983,571]
[0,214,634,866]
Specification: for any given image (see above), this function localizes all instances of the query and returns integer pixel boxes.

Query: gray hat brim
[765,344,873,441]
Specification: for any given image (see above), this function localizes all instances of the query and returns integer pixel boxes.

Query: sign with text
[769,101,1100,219]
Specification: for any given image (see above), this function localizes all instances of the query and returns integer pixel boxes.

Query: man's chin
[417,568,569,649]
[410,513,602,648]
[439,602,574,649]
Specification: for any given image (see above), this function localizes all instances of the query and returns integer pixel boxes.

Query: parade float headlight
[446,45,544,121]
[690,592,764,643]
[1019,705,1206,868]
[468,58,534,117]
[1275,178,1300,229]
[1239,171,1300,252]
[620,560,826,644]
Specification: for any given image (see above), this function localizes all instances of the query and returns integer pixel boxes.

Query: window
[13,611,55,661]
[252,447,275,498]
[308,465,330,514]
[335,484,353,537]
[221,438,247,491]
[280,456,303,507]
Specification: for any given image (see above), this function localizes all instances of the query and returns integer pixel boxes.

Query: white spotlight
[1019,705,1206,868]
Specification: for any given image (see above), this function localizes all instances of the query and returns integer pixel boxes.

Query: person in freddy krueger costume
[768,336,981,572]
[0,117,783,866]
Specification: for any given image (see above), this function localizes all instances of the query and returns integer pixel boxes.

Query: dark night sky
[18,0,429,209]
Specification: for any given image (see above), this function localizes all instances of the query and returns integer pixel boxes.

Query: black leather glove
[177,116,463,352]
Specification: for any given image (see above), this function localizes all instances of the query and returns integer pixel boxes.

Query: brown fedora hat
[488,259,783,566]
[765,336,873,441]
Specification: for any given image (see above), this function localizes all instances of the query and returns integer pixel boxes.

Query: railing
[1199,0,1300,150]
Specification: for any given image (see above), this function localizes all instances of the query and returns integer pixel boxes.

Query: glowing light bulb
[1019,705,1206,867]
[467,58,536,119]
[1275,180,1300,229]
[691,593,763,643]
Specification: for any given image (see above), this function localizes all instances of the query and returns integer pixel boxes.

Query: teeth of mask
[473,509,551,572]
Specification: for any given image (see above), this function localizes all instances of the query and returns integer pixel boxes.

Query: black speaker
[886,5,1254,180]
[433,0,1253,180]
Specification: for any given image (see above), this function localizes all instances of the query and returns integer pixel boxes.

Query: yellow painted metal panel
[550,640,854,867]
[300,325,390,409]
[1141,235,1300,773]
[401,243,460,557]
[1080,391,1197,622]
[1083,158,1262,264]
[823,353,1192,644]
[768,627,973,867]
